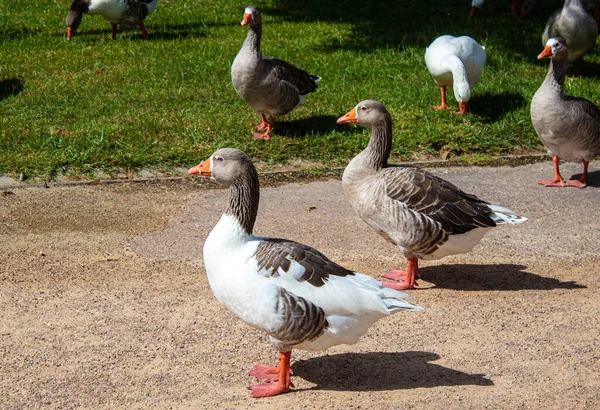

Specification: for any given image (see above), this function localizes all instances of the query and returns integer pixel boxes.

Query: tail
[381,287,424,313]
[310,75,322,83]
[488,204,528,225]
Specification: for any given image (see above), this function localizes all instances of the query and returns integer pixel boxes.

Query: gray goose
[231,6,321,140]
[542,0,597,74]
[188,148,421,398]
[337,100,527,290]
[531,37,600,188]
[66,0,158,40]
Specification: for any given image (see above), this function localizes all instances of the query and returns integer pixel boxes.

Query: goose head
[337,100,391,128]
[188,148,253,186]
[470,0,485,16]
[241,6,261,27]
[66,0,88,40]
[538,37,569,61]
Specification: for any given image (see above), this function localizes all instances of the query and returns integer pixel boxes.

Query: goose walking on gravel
[337,100,527,290]
[531,38,600,188]
[188,148,422,397]
[66,0,158,40]
[231,6,321,140]
[542,0,598,75]
[424,35,486,115]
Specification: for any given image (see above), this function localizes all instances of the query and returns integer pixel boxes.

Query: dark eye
[215,156,224,162]
[360,106,367,111]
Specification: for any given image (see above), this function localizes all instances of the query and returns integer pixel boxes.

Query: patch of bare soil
[1,161,599,409]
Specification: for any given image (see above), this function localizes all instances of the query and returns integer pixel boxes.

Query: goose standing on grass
[531,38,600,188]
[66,0,158,40]
[470,0,522,16]
[542,0,598,75]
[188,148,422,398]
[231,6,321,140]
[424,35,486,115]
[337,100,527,290]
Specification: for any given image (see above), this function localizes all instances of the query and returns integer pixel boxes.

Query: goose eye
[215,156,224,162]
[360,106,367,111]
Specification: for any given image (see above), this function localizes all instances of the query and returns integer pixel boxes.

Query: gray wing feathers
[266,58,319,96]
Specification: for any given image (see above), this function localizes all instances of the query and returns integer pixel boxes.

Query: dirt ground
[1,160,599,409]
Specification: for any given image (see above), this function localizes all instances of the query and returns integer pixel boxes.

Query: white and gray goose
[231,6,320,140]
[188,148,421,398]
[531,37,600,188]
[337,100,527,290]
[66,0,158,40]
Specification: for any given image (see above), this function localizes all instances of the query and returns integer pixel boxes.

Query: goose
[542,0,598,75]
[231,6,321,140]
[531,38,600,188]
[470,0,522,16]
[66,0,158,40]
[188,148,422,397]
[424,35,486,115]
[337,100,527,290]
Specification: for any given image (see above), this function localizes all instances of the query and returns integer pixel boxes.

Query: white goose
[337,100,527,290]
[531,38,600,188]
[66,0,158,40]
[424,35,486,115]
[231,6,321,140]
[188,148,422,398]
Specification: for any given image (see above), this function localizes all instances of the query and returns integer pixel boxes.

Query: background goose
[542,0,598,75]
[424,35,486,115]
[531,38,600,188]
[337,100,527,290]
[188,148,422,398]
[231,6,321,140]
[470,0,522,16]
[66,0,158,40]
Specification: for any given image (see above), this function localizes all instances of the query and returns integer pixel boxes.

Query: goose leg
[574,55,585,76]
[111,23,117,39]
[564,160,588,188]
[433,86,450,110]
[508,0,520,15]
[138,22,149,40]
[456,101,469,115]
[254,114,270,131]
[382,258,419,290]
[249,351,294,398]
[538,156,567,187]
[252,115,274,140]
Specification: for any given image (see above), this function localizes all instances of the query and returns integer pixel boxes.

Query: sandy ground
[1,160,599,409]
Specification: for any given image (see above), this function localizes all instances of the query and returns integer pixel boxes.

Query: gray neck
[225,167,260,236]
[544,58,569,95]
[364,116,392,170]
[243,24,262,58]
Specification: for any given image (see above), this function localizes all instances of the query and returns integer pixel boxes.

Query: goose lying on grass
[188,148,422,397]
[337,100,527,290]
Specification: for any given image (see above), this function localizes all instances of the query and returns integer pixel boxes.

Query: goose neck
[545,58,568,95]
[225,170,260,236]
[243,24,262,57]
[364,120,392,170]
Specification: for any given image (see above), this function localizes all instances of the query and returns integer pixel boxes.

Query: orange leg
[565,160,589,188]
[382,258,419,290]
[249,351,294,398]
[138,22,149,40]
[252,115,274,140]
[111,23,117,39]
[433,86,450,110]
[538,156,570,187]
[456,101,469,115]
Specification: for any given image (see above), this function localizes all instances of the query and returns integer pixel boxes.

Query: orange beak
[241,13,252,25]
[337,107,358,124]
[470,6,479,16]
[67,27,74,40]
[538,45,553,59]
[188,158,212,177]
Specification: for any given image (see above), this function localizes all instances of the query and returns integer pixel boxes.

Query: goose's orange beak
[241,13,252,25]
[470,6,479,16]
[538,45,553,59]
[67,28,75,40]
[337,108,358,124]
[188,158,212,177]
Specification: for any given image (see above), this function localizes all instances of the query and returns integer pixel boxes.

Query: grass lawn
[1,0,598,179]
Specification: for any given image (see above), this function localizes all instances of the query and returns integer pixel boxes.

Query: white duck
[188,148,422,398]
[424,35,486,115]
[337,100,527,290]
[66,0,158,40]
[531,38,600,188]
[542,0,598,75]
[231,6,321,140]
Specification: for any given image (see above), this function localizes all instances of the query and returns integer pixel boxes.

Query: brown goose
[531,37,600,188]
[337,100,527,290]
[231,6,321,140]
[542,0,597,74]
[66,0,158,40]
[188,148,421,397]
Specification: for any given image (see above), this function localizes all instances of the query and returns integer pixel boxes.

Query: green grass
[0,0,598,179]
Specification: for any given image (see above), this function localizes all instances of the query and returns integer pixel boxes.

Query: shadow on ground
[420,263,585,291]
[0,77,24,100]
[276,114,355,138]
[293,351,493,391]
[569,169,600,188]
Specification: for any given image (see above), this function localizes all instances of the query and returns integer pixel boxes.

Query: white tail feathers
[488,204,528,225]
[381,287,424,313]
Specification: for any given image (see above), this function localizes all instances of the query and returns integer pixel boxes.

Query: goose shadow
[292,351,493,392]
[0,77,25,100]
[419,263,585,291]
[569,169,600,188]
[275,114,356,138]
[471,92,527,121]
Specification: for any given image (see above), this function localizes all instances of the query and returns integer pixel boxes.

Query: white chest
[88,0,128,22]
